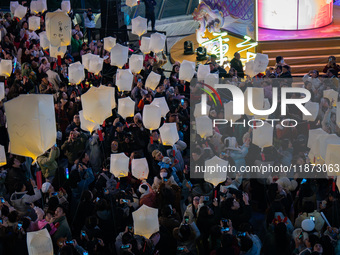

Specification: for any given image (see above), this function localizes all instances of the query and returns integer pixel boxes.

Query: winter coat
[37,147,60,179]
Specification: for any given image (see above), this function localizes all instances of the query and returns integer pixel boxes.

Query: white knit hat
[41,182,51,193]
[302,219,315,232]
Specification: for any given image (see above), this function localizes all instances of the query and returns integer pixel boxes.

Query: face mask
[160,172,168,178]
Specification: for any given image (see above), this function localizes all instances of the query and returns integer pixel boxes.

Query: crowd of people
[0,3,339,255]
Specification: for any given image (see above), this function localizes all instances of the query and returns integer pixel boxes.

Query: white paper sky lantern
[252,121,273,148]
[224,101,241,122]
[132,16,147,37]
[143,105,161,130]
[196,116,213,138]
[129,54,144,74]
[27,229,53,255]
[81,87,112,125]
[116,69,133,92]
[104,36,116,52]
[126,0,138,8]
[197,64,210,81]
[308,128,327,148]
[145,71,161,90]
[46,10,71,47]
[326,144,340,175]
[194,102,211,118]
[10,1,19,14]
[159,123,179,146]
[179,60,195,82]
[61,0,71,13]
[204,73,219,88]
[14,4,27,19]
[149,32,166,53]
[35,0,47,13]
[337,106,340,127]
[39,32,49,50]
[110,153,129,178]
[204,156,228,186]
[303,102,319,122]
[245,60,257,77]
[150,97,169,117]
[324,89,338,107]
[131,158,149,180]
[253,98,271,120]
[98,85,116,109]
[79,110,99,133]
[30,1,42,14]
[318,134,340,160]
[110,43,128,68]
[68,62,85,84]
[28,16,40,31]
[5,95,56,161]
[244,87,264,116]
[0,145,6,166]
[82,53,99,70]
[140,37,150,54]
[118,97,135,119]
[0,82,4,101]
[133,205,159,239]
[253,53,269,74]
[0,60,13,77]
[49,45,67,58]
[88,57,103,75]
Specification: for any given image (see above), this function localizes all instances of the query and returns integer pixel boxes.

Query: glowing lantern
[150,97,169,117]
[159,123,179,146]
[104,37,116,52]
[307,128,327,161]
[88,57,103,75]
[0,60,13,77]
[132,16,147,37]
[145,71,161,90]
[61,0,71,13]
[324,89,338,107]
[49,45,67,58]
[81,86,113,125]
[28,16,40,31]
[197,64,210,81]
[337,105,340,127]
[196,116,213,138]
[131,158,149,180]
[82,53,99,70]
[110,153,129,178]
[27,229,53,255]
[204,73,219,87]
[253,53,269,74]
[302,102,319,121]
[129,54,144,74]
[116,69,133,92]
[68,62,85,84]
[46,10,71,47]
[318,134,340,160]
[0,145,6,166]
[30,1,43,14]
[39,32,49,50]
[204,156,228,186]
[0,82,5,101]
[244,87,264,116]
[325,144,340,174]
[79,110,99,133]
[245,60,257,77]
[132,205,159,239]
[14,5,27,19]
[10,1,19,14]
[110,43,128,68]
[5,95,56,161]
[149,32,166,53]
[254,98,271,120]
[98,85,116,109]
[126,0,138,7]
[224,101,241,122]
[118,97,135,119]
[179,60,195,82]
[193,102,211,118]
[140,37,150,54]
[142,105,161,130]
[252,121,273,148]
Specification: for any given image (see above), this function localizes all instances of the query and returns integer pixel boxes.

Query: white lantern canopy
[0,82,5,101]
[318,134,340,160]
[253,53,269,74]
[196,116,213,138]
[68,62,85,84]
[303,102,319,121]
[98,85,116,109]
[79,110,99,133]
[46,9,71,47]
[0,60,13,77]
[126,0,138,8]
[118,97,135,119]
[5,95,56,161]
[116,69,133,92]
[35,0,47,13]
[110,153,129,178]
[82,53,99,70]
[245,60,257,77]
[308,128,327,148]
[104,36,116,52]
[326,144,340,174]
[27,229,53,255]
[194,102,211,118]
[140,37,150,54]
[129,54,144,74]
[10,1,19,14]
[132,16,147,37]
[179,60,195,82]
[0,145,6,166]
[145,71,161,90]
[252,121,273,148]
[224,101,241,122]
[39,32,49,50]
[244,87,264,116]
[30,1,43,14]
[110,43,128,68]
[337,106,340,127]
[49,45,67,58]
[61,0,71,13]
[131,158,149,180]
[149,32,166,53]
[204,156,228,186]
[204,73,219,88]
[28,16,40,31]
[14,5,27,19]
[197,64,210,81]
[143,105,161,130]
[88,57,103,75]
[150,97,169,117]
[81,87,113,125]
[132,205,159,239]
[159,123,179,146]
[324,89,338,107]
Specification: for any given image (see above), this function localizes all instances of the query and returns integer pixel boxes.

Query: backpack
[10,192,37,221]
